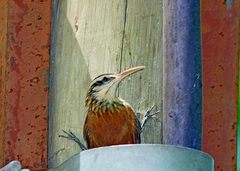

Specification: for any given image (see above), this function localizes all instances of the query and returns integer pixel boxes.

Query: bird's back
[83,101,140,149]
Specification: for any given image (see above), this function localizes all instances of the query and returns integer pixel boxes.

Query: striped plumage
[83,66,144,149]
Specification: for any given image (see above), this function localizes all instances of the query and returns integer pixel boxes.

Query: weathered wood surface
[163,1,202,149]
[49,0,163,167]
[0,0,8,167]
[119,0,162,143]
[1,0,51,170]
[49,0,125,167]
[201,0,239,170]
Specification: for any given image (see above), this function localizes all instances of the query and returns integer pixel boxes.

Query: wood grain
[119,0,163,143]
[49,0,163,167]
[49,0,126,167]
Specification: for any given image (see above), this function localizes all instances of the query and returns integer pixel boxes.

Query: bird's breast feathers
[83,102,140,148]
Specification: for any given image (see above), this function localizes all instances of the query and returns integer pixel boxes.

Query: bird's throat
[85,94,124,113]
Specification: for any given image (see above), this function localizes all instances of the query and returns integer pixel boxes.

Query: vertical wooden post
[0,0,8,167]
[119,0,163,143]
[163,1,202,149]
[49,0,163,167]
[2,0,51,169]
[201,0,239,170]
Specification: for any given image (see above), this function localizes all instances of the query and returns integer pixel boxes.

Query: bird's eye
[102,77,110,82]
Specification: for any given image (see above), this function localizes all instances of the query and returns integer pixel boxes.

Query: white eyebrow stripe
[90,74,115,87]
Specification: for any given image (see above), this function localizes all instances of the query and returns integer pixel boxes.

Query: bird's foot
[137,105,160,132]
[59,130,87,151]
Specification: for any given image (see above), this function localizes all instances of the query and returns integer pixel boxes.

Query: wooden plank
[49,0,126,167]
[5,0,51,169]
[201,0,239,170]
[0,0,8,167]
[162,1,202,149]
[119,0,163,143]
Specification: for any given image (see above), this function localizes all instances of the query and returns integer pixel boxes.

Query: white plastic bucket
[53,144,214,171]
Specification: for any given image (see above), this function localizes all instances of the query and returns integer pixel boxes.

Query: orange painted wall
[201,0,239,170]
[0,0,8,167]
[0,0,51,170]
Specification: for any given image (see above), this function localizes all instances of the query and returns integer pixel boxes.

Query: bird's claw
[59,130,87,151]
[139,105,160,132]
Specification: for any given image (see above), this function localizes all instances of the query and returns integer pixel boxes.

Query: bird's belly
[93,115,133,145]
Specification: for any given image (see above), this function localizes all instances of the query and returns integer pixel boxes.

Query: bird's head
[86,66,145,107]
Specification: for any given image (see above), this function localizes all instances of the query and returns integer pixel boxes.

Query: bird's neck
[85,95,125,113]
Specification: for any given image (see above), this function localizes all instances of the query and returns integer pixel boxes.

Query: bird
[83,66,145,149]
[60,66,158,150]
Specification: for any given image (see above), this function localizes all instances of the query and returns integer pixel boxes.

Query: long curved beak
[116,66,145,81]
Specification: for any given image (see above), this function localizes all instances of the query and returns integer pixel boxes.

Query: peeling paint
[4,0,51,170]
[0,0,8,167]
[201,0,238,170]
